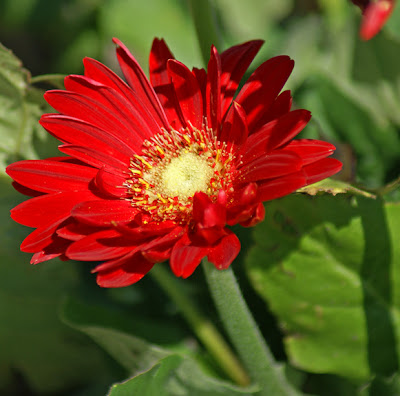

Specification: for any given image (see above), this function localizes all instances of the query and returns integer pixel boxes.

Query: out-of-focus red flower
[352,0,395,40]
[6,39,342,287]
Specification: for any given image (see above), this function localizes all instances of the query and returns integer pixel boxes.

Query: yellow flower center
[125,126,236,223]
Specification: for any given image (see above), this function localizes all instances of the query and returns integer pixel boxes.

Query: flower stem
[378,175,400,196]
[30,74,65,88]
[202,259,302,396]
[187,0,223,65]
[150,264,250,387]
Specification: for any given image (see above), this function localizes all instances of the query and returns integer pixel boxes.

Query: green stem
[202,259,301,396]
[150,264,250,387]
[30,73,65,88]
[378,175,400,196]
[187,0,223,65]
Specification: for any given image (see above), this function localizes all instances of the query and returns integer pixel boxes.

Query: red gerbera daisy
[6,38,342,287]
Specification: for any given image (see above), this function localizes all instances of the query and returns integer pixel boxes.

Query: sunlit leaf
[247,194,400,380]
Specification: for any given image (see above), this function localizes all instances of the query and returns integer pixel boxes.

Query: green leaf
[0,178,112,394]
[62,297,257,396]
[107,355,256,396]
[246,194,400,381]
[0,42,58,174]
[297,178,376,198]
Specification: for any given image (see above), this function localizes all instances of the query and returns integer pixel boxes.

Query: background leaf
[246,194,400,381]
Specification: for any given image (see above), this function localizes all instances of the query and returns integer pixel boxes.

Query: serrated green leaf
[0,43,59,174]
[297,178,376,198]
[62,298,257,396]
[246,194,400,380]
[107,354,256,396]
[0,178,112,394]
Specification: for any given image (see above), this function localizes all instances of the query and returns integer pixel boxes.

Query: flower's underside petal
[258,172,307,201]
[239,151,303,183]
[235,56,294,132]
[282,139,337,166]
[66,228,135,261]
[113,38,170,130]
[31,247,67,264]
[206,46,222,132]
[6,159,97,194]
[94,167,129,198]
[40,115,133,168]
[11,182,44,197]
[170,234,208,278]
[167,59,204,129]
[220,101,248,150]
[11,191,96,228]
[207,230,240,270]
[95,252,155,288]
[21,218,67,252]
[56,220,98,241]
[302,158,343,185]
[71,199,138,226]
[241,109,311,163]
[220,39,264,118]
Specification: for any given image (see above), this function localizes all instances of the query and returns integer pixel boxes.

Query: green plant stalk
[150,264,250,387]
[202,259,301,396]
[31,74,66,88]
[187,0,223,65]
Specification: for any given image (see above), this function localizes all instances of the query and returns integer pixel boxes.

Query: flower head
[351,0,395,40]
[6,38,342,287]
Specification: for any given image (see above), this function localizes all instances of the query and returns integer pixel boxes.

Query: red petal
[66,228,134,261]
[11,191,97,228]
[95,252,154,288]
[170,234,208,278]
[207,231,241,270]
[282,139,336,165]
[6,159,96,194]
[40,115,134,164]
[360,0,394,40]
[239,151,302,183]
[302,158,342,185]
[167,59,204,129]
[258,173,306,201]
[71,199,138,226]
[239,202,265,227]
[235,56,294,132]
[113,38,169,130]
[220,101,248,151]
[149,38,183,130]
[56,220,97,241]
[95,167,129,198]
[220,40,264,118]
[206,46,222,132]
[241,110,311,163]
[21,218,67,253]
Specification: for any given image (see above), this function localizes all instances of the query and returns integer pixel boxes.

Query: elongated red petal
[207,230,240,270]
[71,199,138,226]
[167,59,204,129]
[220,40,264,118]
[282,139,336,165]
[258,173,306,201]
[235,56,294,132]
[113,38,169,130]
[170,234,208,278]
[239,151,302,183]
[302,158,343,185]
[95,252,154,288]
[6,160,97,194]
[220,101,248,151]
[66,229,134,261]
[206,46,222,132]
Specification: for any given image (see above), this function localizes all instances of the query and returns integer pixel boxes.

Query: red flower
[6,38,341,287]
[352,0,395,40]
